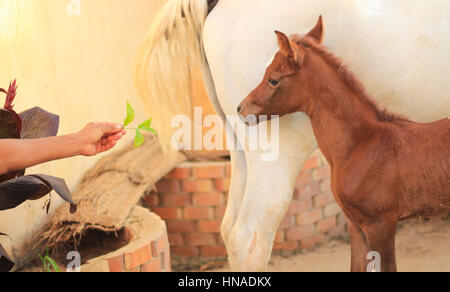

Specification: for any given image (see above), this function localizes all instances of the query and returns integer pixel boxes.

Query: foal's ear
[306,15,324,44]
[275,31,306,66]
[275,31,294,57]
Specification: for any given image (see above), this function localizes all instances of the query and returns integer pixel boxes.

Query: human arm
[0,122,126,175]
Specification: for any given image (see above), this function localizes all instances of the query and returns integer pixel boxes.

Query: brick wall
[142,150,348,258]
[81,207,171,272]
[106,232,171,272]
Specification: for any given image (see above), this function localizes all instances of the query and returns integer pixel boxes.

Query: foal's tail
[134,0,209,154]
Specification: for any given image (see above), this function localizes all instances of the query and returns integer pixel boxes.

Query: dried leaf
[0,109,21,140]
[19,107,59,139]
[30,175,75,207]
[43,197,51,215]
[0,80,22,139]
[2,80,18,111]
[0,169,23,184]
[0,175,76,213]
[0,81,23,183]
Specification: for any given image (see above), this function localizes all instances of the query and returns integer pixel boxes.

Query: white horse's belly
[204,0,450,122]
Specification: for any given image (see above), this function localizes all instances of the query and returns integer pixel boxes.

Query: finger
[101,140,117,153]
[101,137,110,145]
[95,122,124,136]
[106,131,125,142]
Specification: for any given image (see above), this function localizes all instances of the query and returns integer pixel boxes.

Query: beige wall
[0,0,171,260]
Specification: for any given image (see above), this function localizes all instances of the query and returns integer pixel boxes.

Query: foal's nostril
[237,105,242,114]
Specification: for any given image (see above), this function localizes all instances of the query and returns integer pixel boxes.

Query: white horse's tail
[135,0,209,154]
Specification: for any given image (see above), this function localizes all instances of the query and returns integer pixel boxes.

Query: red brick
[214,178,230,192]
[201,246,228,257]
[217,234,225,246]
[161,247,171,271]
[279,215,295,230]
[300,235,324,249]
[296,209,323,226]
[215,206,226,219]
[193,193,223,206]
[324,203,341,218]
[194,165,225,179]
[152,207,181,220]
[327,223,348,238]
[171,246,199,257]
[166,220,196,233]
[320,178,332,192]
[142,193,159,207]
[197,220,222,233]
[141,257,162,272]
[313,165,331,181]
[182,180,213,193]
[156,180,180,193]
[184,207,213,220]
[166,168,191,179]
[296,172,312,187]
[295,183,321,200]
[186,233,217,246]
[120,227,134,243]
[273,242,298,251]
[275,231,285,243]
[124,244,152,271]
[168,233,184,246]
[107,255,123,272]
[161,193,191,207]
[286,225,316,242]
[313,192,335,208]
[287,199,312,215]
[152,233,169,256]
[302,155,320,171]
[317,216,337,233]
[225,165,232,177]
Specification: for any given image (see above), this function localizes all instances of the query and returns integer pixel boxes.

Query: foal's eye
[268,78,280,87]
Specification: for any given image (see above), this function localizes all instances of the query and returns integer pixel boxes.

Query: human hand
[77,122,126,156]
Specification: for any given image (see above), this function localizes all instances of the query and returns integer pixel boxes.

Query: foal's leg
[362,217,398,272]
[348,222,370,272]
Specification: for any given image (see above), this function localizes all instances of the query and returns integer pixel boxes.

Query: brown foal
[238,16,450,272]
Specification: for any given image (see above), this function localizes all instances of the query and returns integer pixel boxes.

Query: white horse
[135,0,450,271]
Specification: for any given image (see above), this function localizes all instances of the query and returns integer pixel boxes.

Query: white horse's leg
[221,148,247,245]
[227,115,317,272]
[201,59,249,247]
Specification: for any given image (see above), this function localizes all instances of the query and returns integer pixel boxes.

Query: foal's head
[238,16,328,124]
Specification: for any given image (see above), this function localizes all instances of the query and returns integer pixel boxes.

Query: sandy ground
[211,218,450,272]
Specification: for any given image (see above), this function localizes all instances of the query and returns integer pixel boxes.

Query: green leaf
[138,118,151,129]
[40,249,60,273]
[138,118,156,133]
[134,129,145,148]
[44,256,61,272]
[123,102,135,127]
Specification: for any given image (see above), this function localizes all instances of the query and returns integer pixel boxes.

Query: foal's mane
[291,35,409,122]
